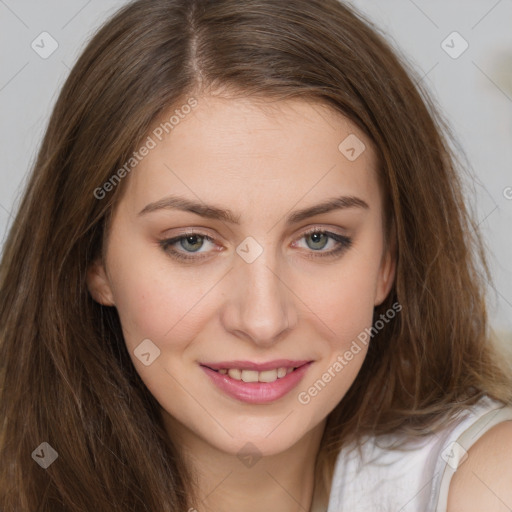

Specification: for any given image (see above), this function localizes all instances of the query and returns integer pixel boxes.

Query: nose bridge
[223,245,296,345]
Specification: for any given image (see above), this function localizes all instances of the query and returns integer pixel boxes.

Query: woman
[1,1,511,510]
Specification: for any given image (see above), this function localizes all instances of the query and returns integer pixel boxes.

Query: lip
[200,360,313,404]
[201,359,311,372]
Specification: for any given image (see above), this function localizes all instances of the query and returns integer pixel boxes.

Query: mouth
[199,360,313,404]
[201,364,307,383]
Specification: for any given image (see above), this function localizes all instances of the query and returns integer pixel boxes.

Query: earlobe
[86,258,115,306]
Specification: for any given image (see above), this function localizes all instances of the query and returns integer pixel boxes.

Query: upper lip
[200,359,312,371]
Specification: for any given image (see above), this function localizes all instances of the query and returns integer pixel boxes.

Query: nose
[220,251,298,347]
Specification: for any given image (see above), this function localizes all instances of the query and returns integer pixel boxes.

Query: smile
[200,360,312,404]
[212,367,295,383]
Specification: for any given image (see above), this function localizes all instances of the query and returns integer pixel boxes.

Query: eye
[159,232,217,261]
[159,228,352,263]
[293,228,352,258]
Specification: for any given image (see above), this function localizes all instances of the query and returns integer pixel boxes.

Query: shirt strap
[433,404,512,511]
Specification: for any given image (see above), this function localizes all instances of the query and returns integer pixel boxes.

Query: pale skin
[86,94,512,511]
[447,421,512,511]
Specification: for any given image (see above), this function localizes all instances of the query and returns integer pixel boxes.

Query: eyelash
[158,228,352,262]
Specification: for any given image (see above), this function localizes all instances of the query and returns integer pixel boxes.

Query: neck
[165,417,327,512]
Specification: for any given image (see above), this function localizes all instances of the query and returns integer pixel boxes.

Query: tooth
[228,368,242,380]
[259,369,278,383]
[224,367,296,382]
[241,370,259,383]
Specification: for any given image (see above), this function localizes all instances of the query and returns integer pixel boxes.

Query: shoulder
[447,419,512,511]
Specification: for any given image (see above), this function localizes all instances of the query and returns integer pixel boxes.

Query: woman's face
[87,94,395,457]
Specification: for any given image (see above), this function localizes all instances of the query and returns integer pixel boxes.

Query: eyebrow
[138,194,369,225]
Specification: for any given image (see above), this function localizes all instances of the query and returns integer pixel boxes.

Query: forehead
[118,94,380,219]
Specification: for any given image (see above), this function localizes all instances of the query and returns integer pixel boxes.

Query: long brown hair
[1,0,511,510]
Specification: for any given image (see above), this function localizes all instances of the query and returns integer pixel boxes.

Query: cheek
[305,270,374,373]
[106,242,212,353]
[295,234,384,406]
[315,272,375,334]
[296,269,376,416]
[305,249,383,344]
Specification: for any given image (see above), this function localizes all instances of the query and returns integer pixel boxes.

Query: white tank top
[326,395,512,511]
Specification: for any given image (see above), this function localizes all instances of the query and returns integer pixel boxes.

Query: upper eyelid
[165,224,349,241]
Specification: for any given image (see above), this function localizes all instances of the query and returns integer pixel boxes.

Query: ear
[86,258,115,306]
[374,231,397,307]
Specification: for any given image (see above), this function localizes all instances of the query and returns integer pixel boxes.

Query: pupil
[183,235,202,252]
[308,232,327,250]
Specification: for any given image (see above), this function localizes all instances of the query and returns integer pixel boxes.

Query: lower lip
[201,363,312,404]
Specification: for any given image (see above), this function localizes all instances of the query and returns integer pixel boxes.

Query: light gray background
[1,1,511,335]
